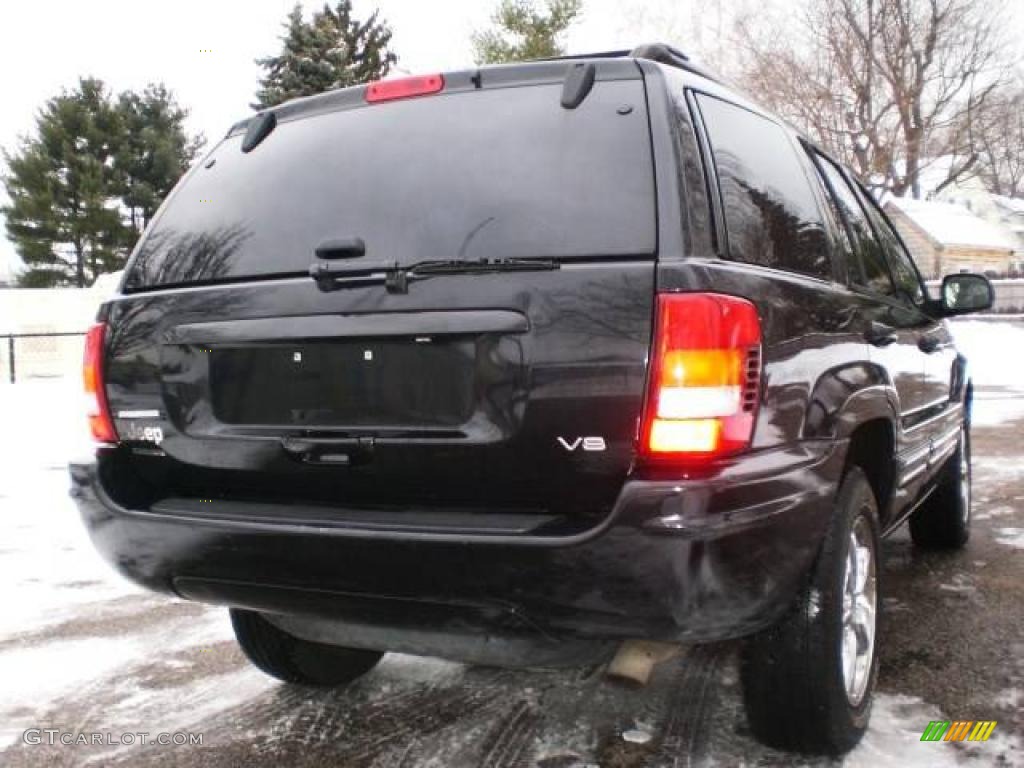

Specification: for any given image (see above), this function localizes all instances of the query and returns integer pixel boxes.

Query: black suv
[71,44,994,755]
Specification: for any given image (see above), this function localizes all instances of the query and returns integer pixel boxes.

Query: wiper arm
[310,257,560,294]
[309,261,391,292]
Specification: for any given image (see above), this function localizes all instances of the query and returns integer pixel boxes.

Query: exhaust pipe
[606,639,682,686]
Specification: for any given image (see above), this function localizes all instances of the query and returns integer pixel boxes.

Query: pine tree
[472,0,583,65]
[253,2,398,110]
[114,84,204,238]
[2,78,124,287]
[2,79,202,287]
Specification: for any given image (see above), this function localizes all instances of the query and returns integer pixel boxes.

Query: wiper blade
[411,257,558,272]
[310,258,560,293]
[387,258,559,294]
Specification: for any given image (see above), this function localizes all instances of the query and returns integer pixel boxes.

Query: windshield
[124,78,656,290]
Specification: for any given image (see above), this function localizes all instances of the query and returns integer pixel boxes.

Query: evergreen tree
[2,78,124,287]
[253,2,398,110]
[2,79,202,287]
[114,84,204,238]
[472,0,583,65]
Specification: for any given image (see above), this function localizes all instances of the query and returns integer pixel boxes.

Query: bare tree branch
[733,0,1013,198]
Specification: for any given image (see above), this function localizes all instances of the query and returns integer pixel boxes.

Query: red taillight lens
[365,74,444,103]
[641,293,761,459]
[83,323,117,444]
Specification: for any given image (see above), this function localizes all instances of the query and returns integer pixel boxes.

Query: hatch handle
[865,322,898,348]
[281,435,375,466]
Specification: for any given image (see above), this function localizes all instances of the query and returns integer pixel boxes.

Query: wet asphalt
[0,388,1021,767]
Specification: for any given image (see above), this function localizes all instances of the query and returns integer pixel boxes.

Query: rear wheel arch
[841,418,896,524]
[804,363,895,442]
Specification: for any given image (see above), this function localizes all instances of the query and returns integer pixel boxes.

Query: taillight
[83,322,117,444]
[365,74,444,103]
[641,293,761,460]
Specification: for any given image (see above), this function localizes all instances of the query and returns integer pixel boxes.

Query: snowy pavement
[0,320,1021,766]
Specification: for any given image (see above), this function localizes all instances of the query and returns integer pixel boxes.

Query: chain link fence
[1,332,86,383]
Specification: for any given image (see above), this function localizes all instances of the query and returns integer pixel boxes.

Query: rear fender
[804,363,897,441]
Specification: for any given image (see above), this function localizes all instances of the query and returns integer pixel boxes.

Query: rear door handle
[865,322,898,347]
[822,307,857,332]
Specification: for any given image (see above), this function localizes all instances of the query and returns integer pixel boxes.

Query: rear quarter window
[696,94,831,280]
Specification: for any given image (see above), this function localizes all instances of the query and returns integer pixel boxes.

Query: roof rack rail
[538,49,633,62]
[628,43,723,84]
[538,43,724,85]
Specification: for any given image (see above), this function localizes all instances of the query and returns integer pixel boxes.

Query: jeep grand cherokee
[70,44,994,755]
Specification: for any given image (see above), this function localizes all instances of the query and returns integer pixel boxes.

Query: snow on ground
[0,609,245,749]
[0,378,260,748]
[948,319,1024,426]
[973,504,1016,521]
[847,694,973,768]
[0,377,137,637]
[947,320,1024,387]
[993,688,1021,710]
[994,527,1024,550]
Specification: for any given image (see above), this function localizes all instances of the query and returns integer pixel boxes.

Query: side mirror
[940,273,994,316]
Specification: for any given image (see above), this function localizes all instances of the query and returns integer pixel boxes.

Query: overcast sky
[0,0,1020,279]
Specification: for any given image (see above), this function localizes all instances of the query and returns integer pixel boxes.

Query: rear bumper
[70,441,844,659]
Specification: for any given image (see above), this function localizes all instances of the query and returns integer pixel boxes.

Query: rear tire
[230,609,383,686]
[909,423,970,549]
[740,466,880,755]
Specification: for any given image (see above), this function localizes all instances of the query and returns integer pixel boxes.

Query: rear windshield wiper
[310,257,560,294]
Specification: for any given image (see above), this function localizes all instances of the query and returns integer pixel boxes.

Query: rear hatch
[102,60,658,535]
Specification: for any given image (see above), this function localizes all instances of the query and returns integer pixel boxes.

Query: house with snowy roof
[883,196,1019,279]
[928,171,1024,255]
[989,195,1024,251]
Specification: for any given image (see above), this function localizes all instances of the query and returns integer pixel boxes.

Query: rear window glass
[125,79,656,290]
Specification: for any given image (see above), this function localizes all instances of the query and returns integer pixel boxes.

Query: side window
[805,150,855,265]
[854,183,926,305]
[696,94,831,279]
[811,153,894,296]
[886,247,926,305]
